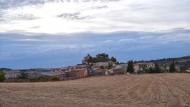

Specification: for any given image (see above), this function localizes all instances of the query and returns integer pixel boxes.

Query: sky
[0,0,190,69]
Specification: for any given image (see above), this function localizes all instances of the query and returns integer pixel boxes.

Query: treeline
[0,70,60,82]
[138,55,190,63]
[127,60,177,74]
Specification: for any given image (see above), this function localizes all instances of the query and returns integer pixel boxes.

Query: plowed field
[0,73,190,107]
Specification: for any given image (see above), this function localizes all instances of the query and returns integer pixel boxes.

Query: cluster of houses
[3,63,123,81]
[134,62,155,72]
[2,60,188,81]
[2,62,154,81]
[3,65,89,81]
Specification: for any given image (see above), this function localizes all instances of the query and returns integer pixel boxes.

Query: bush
[51,77,60,81]
[169,61,176,73]
[127,61,134,73]
[19,72,28,79]
[137,70,145,74]
[144,67,154,73]
[154,63,161,73]
[0,71,5,82]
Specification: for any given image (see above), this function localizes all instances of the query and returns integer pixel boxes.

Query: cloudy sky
[0,0,190,68]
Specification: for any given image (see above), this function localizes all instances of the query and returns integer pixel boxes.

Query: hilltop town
[0,53,190,82]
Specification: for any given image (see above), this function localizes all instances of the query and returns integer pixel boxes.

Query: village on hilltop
[0,53,190,82]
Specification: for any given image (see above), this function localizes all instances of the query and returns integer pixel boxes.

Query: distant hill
[137,55,190,70]
[0,68,12,71]
[1,55,190,71]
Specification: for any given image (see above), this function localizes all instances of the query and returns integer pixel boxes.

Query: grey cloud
[0,29,190,68]
[0,0,120,10]
[0,10,6,22]
[0,0,189,33]
[0,0,46,9]
[0,12,39,24]
[128,3,151,11]
[57,12,89,20]
[91,5,108,10]
[12,14,40,20]
[109,0,190,25]
[29,26,40,29]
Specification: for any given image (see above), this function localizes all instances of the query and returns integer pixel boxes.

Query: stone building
[5,71,21,80]
[134,62,155,73]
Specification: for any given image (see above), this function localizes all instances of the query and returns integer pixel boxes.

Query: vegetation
[0,71,5,82]
[96,53,110,62]
[143,67,155,73]
[83,54,94,65]
[169,60,176,73]
[127,60,134,73]
[1,55,189,82]
[83,53,118,64]
[51,77,60,81]
[154,63,161,73]
[110,57,117,63]
[19,72,28,79]
[140,63,161,73]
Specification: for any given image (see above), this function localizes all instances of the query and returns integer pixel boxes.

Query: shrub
[0,71,5,82]
[154,63,161,73]
[169,61,176,73]
[127,61,134,73]
[51,77,60,81]
[19,72,28,79]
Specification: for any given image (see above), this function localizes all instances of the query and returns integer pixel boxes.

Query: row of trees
[0,71,29,82]
[127,60,177,73]
[0,71,60,82]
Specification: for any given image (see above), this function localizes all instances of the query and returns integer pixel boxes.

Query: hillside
[137,55,190,70]
[0,73,190,107]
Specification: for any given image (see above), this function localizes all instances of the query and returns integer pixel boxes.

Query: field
[0,73,190,107]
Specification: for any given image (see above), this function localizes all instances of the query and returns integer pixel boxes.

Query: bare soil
[0,73,190,107]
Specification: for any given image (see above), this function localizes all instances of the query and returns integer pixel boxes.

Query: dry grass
[0,73,190,107]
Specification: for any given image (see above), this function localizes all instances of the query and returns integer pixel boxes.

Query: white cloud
[118,38,136,42]
[0,0,189,34]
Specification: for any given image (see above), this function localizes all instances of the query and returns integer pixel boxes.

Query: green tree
[96,53,110,62]
[83,54,94,64]
[0,71,5,82]
[169,61,176,73]
[144,67,154,73]
[19,72,28,79]
[127,60,134,73]
[82,53,118,65]
[154,63,161,73]
[51,77,60,81]
[111,57,117,63]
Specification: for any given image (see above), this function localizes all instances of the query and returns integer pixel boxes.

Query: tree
[127,60,134,73]
[96,53,110,62]
[169,60,176,73]
[19,72,28,79]
[144,67,154,73]
[154,63,161,73]
[82,54,94,65]
[111,57,117,63]
[51,77,60,81]
[82,53,118,65]
[0,71,5,82]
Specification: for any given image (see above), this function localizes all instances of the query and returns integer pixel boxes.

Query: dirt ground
[0,73,190,107]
